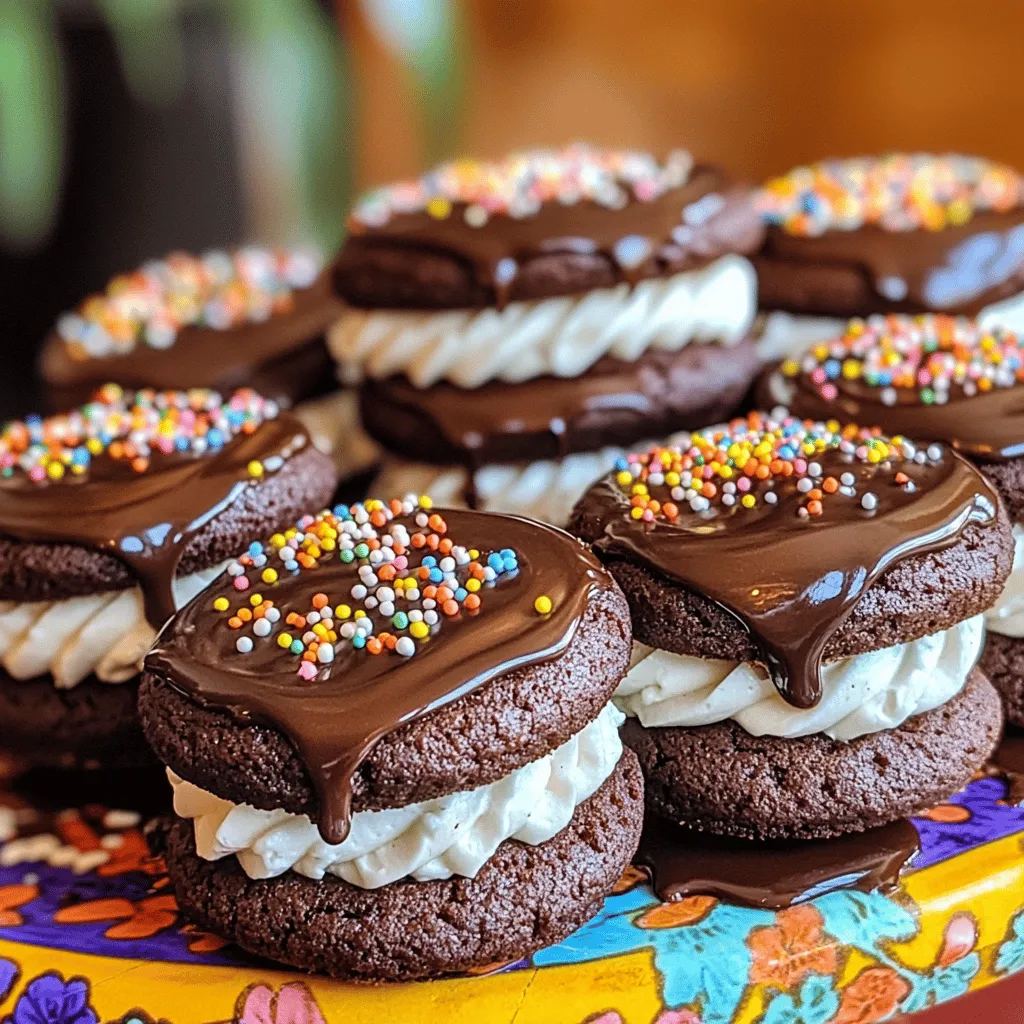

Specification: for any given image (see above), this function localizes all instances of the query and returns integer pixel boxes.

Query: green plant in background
[0,0,463,255]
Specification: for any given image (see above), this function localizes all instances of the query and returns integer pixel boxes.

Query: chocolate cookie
[570,412,1012,841]
[978,631,1024,727]
[39,250,343,410]
[623,669,1001,840]
[159,750,642,980]
[0,387,337,767]
[756,154,1024,319]
[140,497,641,978]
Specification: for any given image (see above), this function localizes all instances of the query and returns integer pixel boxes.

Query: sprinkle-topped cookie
[759,155,1024,237]
[213,497,529,674]
[0,384,280,484]
[54,248,322,361]
[761,315,1024,461]
[349,145,695,230]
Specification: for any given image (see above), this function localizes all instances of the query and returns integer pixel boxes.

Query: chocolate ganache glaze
[0,388,309,628]
[636,816,920,909]
[757,155,1024,316]
[145,499,615,844]
[760,315,1024,462]
[338,147,764,310]
[40,251,342,408]
[571,414,998,709]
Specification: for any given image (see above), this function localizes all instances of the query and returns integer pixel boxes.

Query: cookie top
[359,338,760,467]
[756,154,1024,315]
[39,249,343,405]
[335,144,764,310]
[570,412,1010,711]
[760,315,1024,464]
[143,498,629,843]
[0,386,335,625]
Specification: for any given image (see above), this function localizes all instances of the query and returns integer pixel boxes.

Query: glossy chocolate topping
[760,208,1024,315]
[0,392,309,628]
[572,420,998,708]
[636,815,920,909]
[760,316,1024,462]
[360,339,760,470]
[992,728,1024,806]
[40,273,343,407]
[145,503,615,843]
[340,164,764,310]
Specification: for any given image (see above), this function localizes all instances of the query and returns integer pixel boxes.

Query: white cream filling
[329,255,757,389]
[985,524,1024,637]
[171,701,624,888]
[292,390,379,479]
[372,447,641,527]
[0,563,226,688]
[615,616,983,742]
[979,290,1024,337]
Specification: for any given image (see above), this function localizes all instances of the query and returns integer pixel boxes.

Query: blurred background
[1,0,1023,417]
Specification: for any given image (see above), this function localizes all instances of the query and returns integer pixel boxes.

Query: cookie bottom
[622,668,1002,840]
[0,672,155,769]
[979,632,1024,727]
[160,749,644,980]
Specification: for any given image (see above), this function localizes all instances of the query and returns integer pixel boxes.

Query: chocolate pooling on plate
[339,146,764,309]
[758,154,1024,314]
[571,412,998,709]
[0,386,310,628]
[146,500,615,844]
[761,314,1024,462]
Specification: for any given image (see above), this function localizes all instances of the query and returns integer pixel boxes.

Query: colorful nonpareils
[209,496,552,674]
[612,412,935,522]
[348,144,695,230]
[759,154,1024,237]
[54,248,322,360]
[781,313,1024,405]
[0,385,280,483]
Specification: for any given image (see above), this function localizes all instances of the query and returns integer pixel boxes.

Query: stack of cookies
[139,497,643,978]
[329,145,765,524]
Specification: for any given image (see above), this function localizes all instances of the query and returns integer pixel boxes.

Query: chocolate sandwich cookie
[38,248,377,483]
[570,412,1011,840]
[754,154,1024,359]
[330,144,765,524]
[760,314,1024,726]
[140,497,643,979]
[0,385,336,768]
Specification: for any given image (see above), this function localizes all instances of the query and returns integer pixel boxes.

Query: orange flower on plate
[612,865,647,894]
[636,895,718,930]
[96,830,166,878]
[181,922,231,954]
[748,904,838,990]
[0,882,38,926]
[832,967,911,1024]
[53,893,179,939]
[916,804,971,824]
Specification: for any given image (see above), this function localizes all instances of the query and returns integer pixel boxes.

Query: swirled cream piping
[171,702,624,888]
[0,563,226,688]
[329,255,757,389]
[616,616,983,741]
[985,524,1024,637]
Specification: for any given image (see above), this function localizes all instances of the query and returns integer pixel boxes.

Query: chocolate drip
[636,816,920,909]
[145,511,612,844]
[40,274,343,406]
[342,167,763,310]
[0,417,309,628]
[577,450,996,708]
[762,207,1024,315]
[762,370,1024,463]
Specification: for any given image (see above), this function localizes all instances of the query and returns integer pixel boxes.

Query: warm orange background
[347,0,1024,188]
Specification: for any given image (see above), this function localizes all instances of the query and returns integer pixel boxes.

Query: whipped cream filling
[329,255,757,389]
[985,524,1024,637]
[172,701,624,888]
[616,616,983,741]
[0,563,226,688]
[293,390,379,479]
[372,448,642,526]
